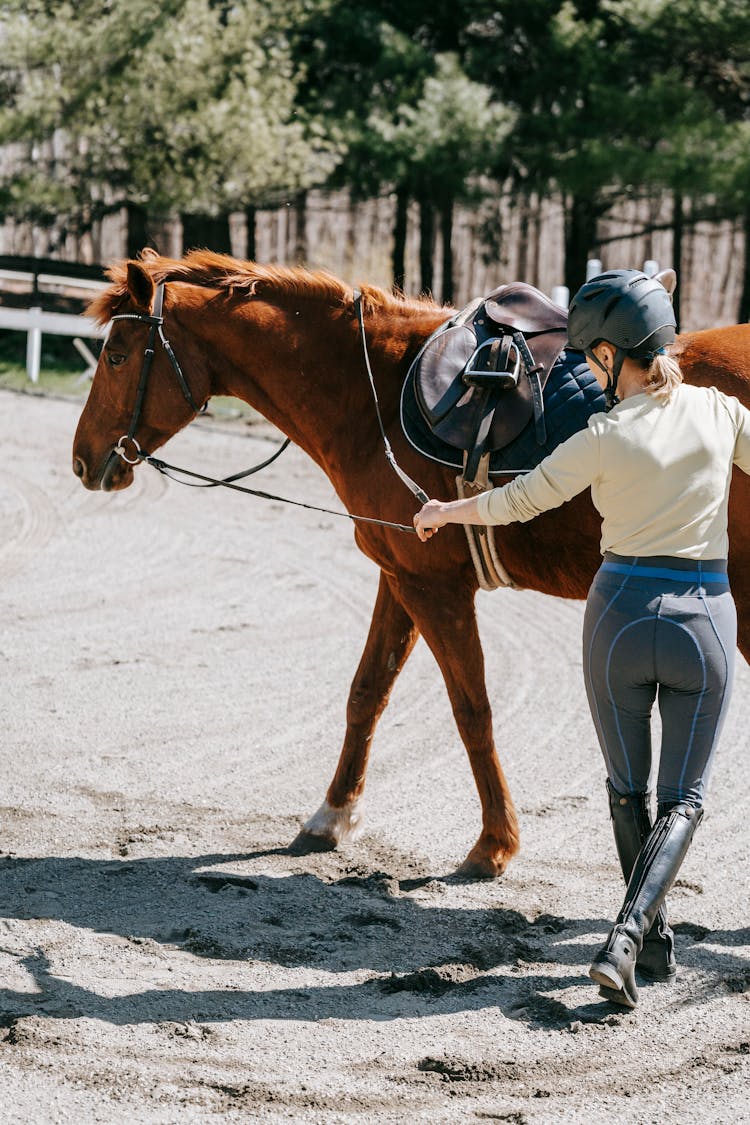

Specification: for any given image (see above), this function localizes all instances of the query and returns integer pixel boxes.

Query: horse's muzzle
[72,448,134,492]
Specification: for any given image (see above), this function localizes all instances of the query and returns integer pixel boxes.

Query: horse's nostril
[72,457,85,478]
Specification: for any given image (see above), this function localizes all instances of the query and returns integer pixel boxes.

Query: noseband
[112,282,204,463]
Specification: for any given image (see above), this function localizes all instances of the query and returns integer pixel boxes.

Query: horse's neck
[202,298,446,473]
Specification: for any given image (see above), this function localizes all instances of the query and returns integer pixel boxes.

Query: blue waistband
[601,561,729,584]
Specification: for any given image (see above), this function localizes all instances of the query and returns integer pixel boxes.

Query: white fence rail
[0,267,109,293]
[0,305,106,383]
[0,264,109,382]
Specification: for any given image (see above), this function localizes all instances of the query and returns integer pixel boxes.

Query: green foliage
[0,0,339,232]
[0,0,748,284]
[456,0,748,201]
[288,1,512,224]
[367,53,514,201]
[289,6,437,195]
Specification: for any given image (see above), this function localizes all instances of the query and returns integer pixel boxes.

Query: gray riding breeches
[582,553,736,810]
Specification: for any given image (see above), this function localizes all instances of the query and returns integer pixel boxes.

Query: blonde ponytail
[644,351,683,403]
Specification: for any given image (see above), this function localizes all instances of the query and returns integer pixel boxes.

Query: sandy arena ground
[1,388,748,1123]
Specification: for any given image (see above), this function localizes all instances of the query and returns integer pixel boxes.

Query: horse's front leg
[292,571,418,853]
[394,577,520,878]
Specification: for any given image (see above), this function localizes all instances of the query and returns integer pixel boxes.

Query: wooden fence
[1,189,745,331]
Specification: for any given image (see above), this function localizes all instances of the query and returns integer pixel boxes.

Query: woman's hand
[413,499,449,541]
[414,493,484,541]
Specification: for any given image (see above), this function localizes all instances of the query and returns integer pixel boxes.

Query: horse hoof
[295,797,363,852]
[456,849,511,880]
[288,829,338,855]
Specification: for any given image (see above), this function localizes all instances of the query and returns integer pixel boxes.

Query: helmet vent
[603,295,621,320]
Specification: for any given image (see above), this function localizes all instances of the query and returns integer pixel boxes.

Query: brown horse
[72,251,750,878]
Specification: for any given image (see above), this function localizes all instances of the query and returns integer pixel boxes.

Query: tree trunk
[392,185,408,293]
[440,198,455,305]
[293,191,307,263]
[181,213,232,254]
[530,194,542,289]
[245,205,257,261]
[419,197,435,297]
[740,207,750,323]
[516,191,529,283]
[672,189,684,331]
[564,193,599,296]
[125,203,151,258]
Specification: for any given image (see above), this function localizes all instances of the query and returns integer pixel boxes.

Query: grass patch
[0,329,91,398]
[0,358,89,398]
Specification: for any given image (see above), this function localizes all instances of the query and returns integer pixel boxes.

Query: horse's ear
[126,261,155,311]
[655,268,677,299]
[139,247,159,263]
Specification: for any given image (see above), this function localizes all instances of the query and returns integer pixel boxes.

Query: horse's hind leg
[393,577,520,878]
[292,571,418,853]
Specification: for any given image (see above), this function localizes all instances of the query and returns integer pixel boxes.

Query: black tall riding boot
[606,782,676,982]
[589,803,704,1008]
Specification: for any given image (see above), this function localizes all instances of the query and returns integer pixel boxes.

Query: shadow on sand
[0,851,746,1032]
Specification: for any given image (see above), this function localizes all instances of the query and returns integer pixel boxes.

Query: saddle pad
[401,349,607,476]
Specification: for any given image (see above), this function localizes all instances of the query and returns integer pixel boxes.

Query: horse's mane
[88,249,441,325]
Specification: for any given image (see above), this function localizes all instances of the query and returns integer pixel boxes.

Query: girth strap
[513,331,547,445]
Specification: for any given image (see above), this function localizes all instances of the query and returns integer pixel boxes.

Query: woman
[414,269,750,1008]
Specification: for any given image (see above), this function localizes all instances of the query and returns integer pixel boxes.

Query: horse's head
[72,257,209,491]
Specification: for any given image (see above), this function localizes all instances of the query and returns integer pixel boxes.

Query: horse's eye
[106,351,127,367]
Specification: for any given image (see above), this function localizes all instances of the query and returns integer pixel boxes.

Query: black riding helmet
[568,269,677,409]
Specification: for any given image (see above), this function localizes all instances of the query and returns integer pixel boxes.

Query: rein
[352,289,430,505]
[135,454,418,532]
[111,281,420,534]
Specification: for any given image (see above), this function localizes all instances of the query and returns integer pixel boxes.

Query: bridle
[112,282,205,465]
[109,280,292,487]
[106,281,426,533]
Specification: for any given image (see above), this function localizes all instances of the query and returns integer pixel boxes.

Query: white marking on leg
[303,798,364,843]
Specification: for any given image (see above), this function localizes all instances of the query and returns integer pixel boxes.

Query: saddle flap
[413,324,478,426]
[482,281,568,335]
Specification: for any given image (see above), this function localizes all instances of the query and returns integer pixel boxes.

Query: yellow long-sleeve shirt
[475,384,750,559]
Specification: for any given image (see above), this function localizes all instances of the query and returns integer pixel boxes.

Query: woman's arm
[413,424,600,541]
[729,395,750,475]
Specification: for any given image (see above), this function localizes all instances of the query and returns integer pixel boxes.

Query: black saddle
[409,282,569,481]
